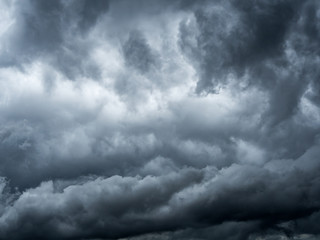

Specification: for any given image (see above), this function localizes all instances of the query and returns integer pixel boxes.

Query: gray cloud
[0,0,108,79]
[123,31,158,74]
[1,144,320,239]
[179,0,320,126]
[0,0,320,239]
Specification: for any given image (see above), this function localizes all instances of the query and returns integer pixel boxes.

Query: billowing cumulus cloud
[0,0,320,239]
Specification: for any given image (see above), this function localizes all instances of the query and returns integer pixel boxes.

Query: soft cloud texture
[0,0,320,239]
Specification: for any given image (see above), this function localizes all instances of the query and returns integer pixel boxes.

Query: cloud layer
[0,0,320,239]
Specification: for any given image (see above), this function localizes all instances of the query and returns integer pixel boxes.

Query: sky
[0,0,320,239]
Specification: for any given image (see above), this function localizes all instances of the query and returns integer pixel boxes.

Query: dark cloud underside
[0,0,320,239]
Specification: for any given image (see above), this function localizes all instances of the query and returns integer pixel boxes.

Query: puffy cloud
[0,0,320,239]
[122,30,159,74]
[1,143,320,239]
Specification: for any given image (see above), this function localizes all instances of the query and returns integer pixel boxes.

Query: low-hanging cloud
[0,0,320,239]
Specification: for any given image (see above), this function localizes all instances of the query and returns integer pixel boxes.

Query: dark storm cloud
[77,0,110,31]
[123,31,158,74]
[180,0,302,91]
[179,0,320,125]
[1,144,320,239]
[0,0,108,79]
[0,0,320,239]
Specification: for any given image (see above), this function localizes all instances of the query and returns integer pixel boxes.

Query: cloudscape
[0,0,320,239]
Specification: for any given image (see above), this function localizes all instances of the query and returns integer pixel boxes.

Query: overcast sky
[0,0,320,239]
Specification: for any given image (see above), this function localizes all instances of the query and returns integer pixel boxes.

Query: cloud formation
[0,0,320,239]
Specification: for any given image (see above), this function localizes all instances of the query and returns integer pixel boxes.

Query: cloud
[122,30,158,74]
[0,0,320,239]
[0,0,108,79]
[1,143,320,239]
[179,0,320,126]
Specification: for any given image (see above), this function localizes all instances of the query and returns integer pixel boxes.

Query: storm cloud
[0,0,320,239]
